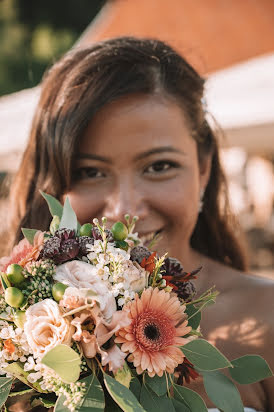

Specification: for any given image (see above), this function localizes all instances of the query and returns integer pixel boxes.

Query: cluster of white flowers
[41,368,86,412]
[87,239,147,307]
[0,320,32,374]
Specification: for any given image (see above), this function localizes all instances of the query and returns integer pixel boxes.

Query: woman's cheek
[66,189,103,224]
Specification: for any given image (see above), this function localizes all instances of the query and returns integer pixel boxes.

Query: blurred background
[0,0,273,276]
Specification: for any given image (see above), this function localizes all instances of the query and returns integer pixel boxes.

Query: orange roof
[78,0,274,73]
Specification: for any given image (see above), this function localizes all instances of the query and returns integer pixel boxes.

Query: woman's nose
[103,178,148,223]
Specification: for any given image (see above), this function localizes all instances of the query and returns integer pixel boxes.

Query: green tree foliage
[0,0,105,96]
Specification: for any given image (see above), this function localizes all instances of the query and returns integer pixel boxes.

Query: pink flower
[0,231,44,273]
[115,287,192,377]
[68,298,131,373]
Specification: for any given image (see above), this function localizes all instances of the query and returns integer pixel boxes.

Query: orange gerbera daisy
[115,287,191,377]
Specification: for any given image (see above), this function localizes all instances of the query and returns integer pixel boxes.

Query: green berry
[111,222,128,241]
[14,310,26,329]
[5,287,24,308]
[6,264,25,285]
[115,240,129,251]
[79,223,93,237]
[52,282,68,302]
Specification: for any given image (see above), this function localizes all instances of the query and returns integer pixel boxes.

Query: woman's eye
[73,167,105,180]
[144,161,179,174]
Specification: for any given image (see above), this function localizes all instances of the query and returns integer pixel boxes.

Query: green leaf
[181,339,232,371]
[202,370,244,412]
[0,272,11,290]
[140,385,175,412]
[31,396,56,408]
[8,388,34,397]
[0,377,13,408]
[4,362,44,392]
[229,355,273,384]
[41,344,81,384]
[54,394,70,412]
[40,191,63,219]
[129,377,141,401]
[114,362,132,388]
[21,228,38,245]
[172,398,190,412]
[173,384,207,411]
[145,374,171,397]
[76,374,105,411]
[59,196,78,232]
[185,304,201,330]
[104,374,145,412]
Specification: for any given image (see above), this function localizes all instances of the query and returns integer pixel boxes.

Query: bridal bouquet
[0,192,272,412]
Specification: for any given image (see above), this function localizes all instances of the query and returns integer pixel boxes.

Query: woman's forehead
[79,93,195,158]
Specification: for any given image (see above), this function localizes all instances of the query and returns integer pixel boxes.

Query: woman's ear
[199,153,212,190]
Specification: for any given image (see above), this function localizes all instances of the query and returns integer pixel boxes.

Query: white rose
[124,261,147,293]
[54,261,107,292]
[54,261,117,320]
[24,299,74,359]
[63,287,116,321]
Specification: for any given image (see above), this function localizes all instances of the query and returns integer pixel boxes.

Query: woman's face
[66,94,211,262]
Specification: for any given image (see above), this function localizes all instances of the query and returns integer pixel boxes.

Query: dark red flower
[40,229,79,264]
[162,257,201,301]
[175,358,200,385]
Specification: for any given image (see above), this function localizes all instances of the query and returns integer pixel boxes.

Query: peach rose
[24,299,74,359]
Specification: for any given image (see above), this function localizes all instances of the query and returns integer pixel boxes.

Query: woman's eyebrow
[76,153,112,163]
[134,146,186,161]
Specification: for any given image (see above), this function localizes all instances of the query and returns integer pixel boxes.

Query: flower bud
[52,282,68,302]
[5,287,25,308]
[6,264,25,285]
[79,223,93,237]
[111,222,128,241]
[14,310,26,329]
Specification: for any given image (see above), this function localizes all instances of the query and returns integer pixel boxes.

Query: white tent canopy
[205,53,274,152]
[0,53,273,172]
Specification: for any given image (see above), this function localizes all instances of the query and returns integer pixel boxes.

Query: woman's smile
[66,93,211,263]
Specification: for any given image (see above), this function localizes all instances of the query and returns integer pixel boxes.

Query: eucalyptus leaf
[172,398,190,412]
[0,377,13,408]
[76,374,105,411]
[185,304,201,330]
[181,339,232,371]
[145,373,171,397]
[40,191,63,219]
[114,362,132,388]
[229,355,273,384]
[21,228,38,245]
[173,384,207,412]
[59,196,78,232]
[129,377,141,401]
[41,344,81,384]
[140,385,175,412]
[104,374,145,412]
[202,370,244,412]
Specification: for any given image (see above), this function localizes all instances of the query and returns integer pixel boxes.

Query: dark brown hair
[8,36,248,270]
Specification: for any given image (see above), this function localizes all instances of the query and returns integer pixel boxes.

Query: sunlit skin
[65,94,274,410]
[67,94,211,269]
